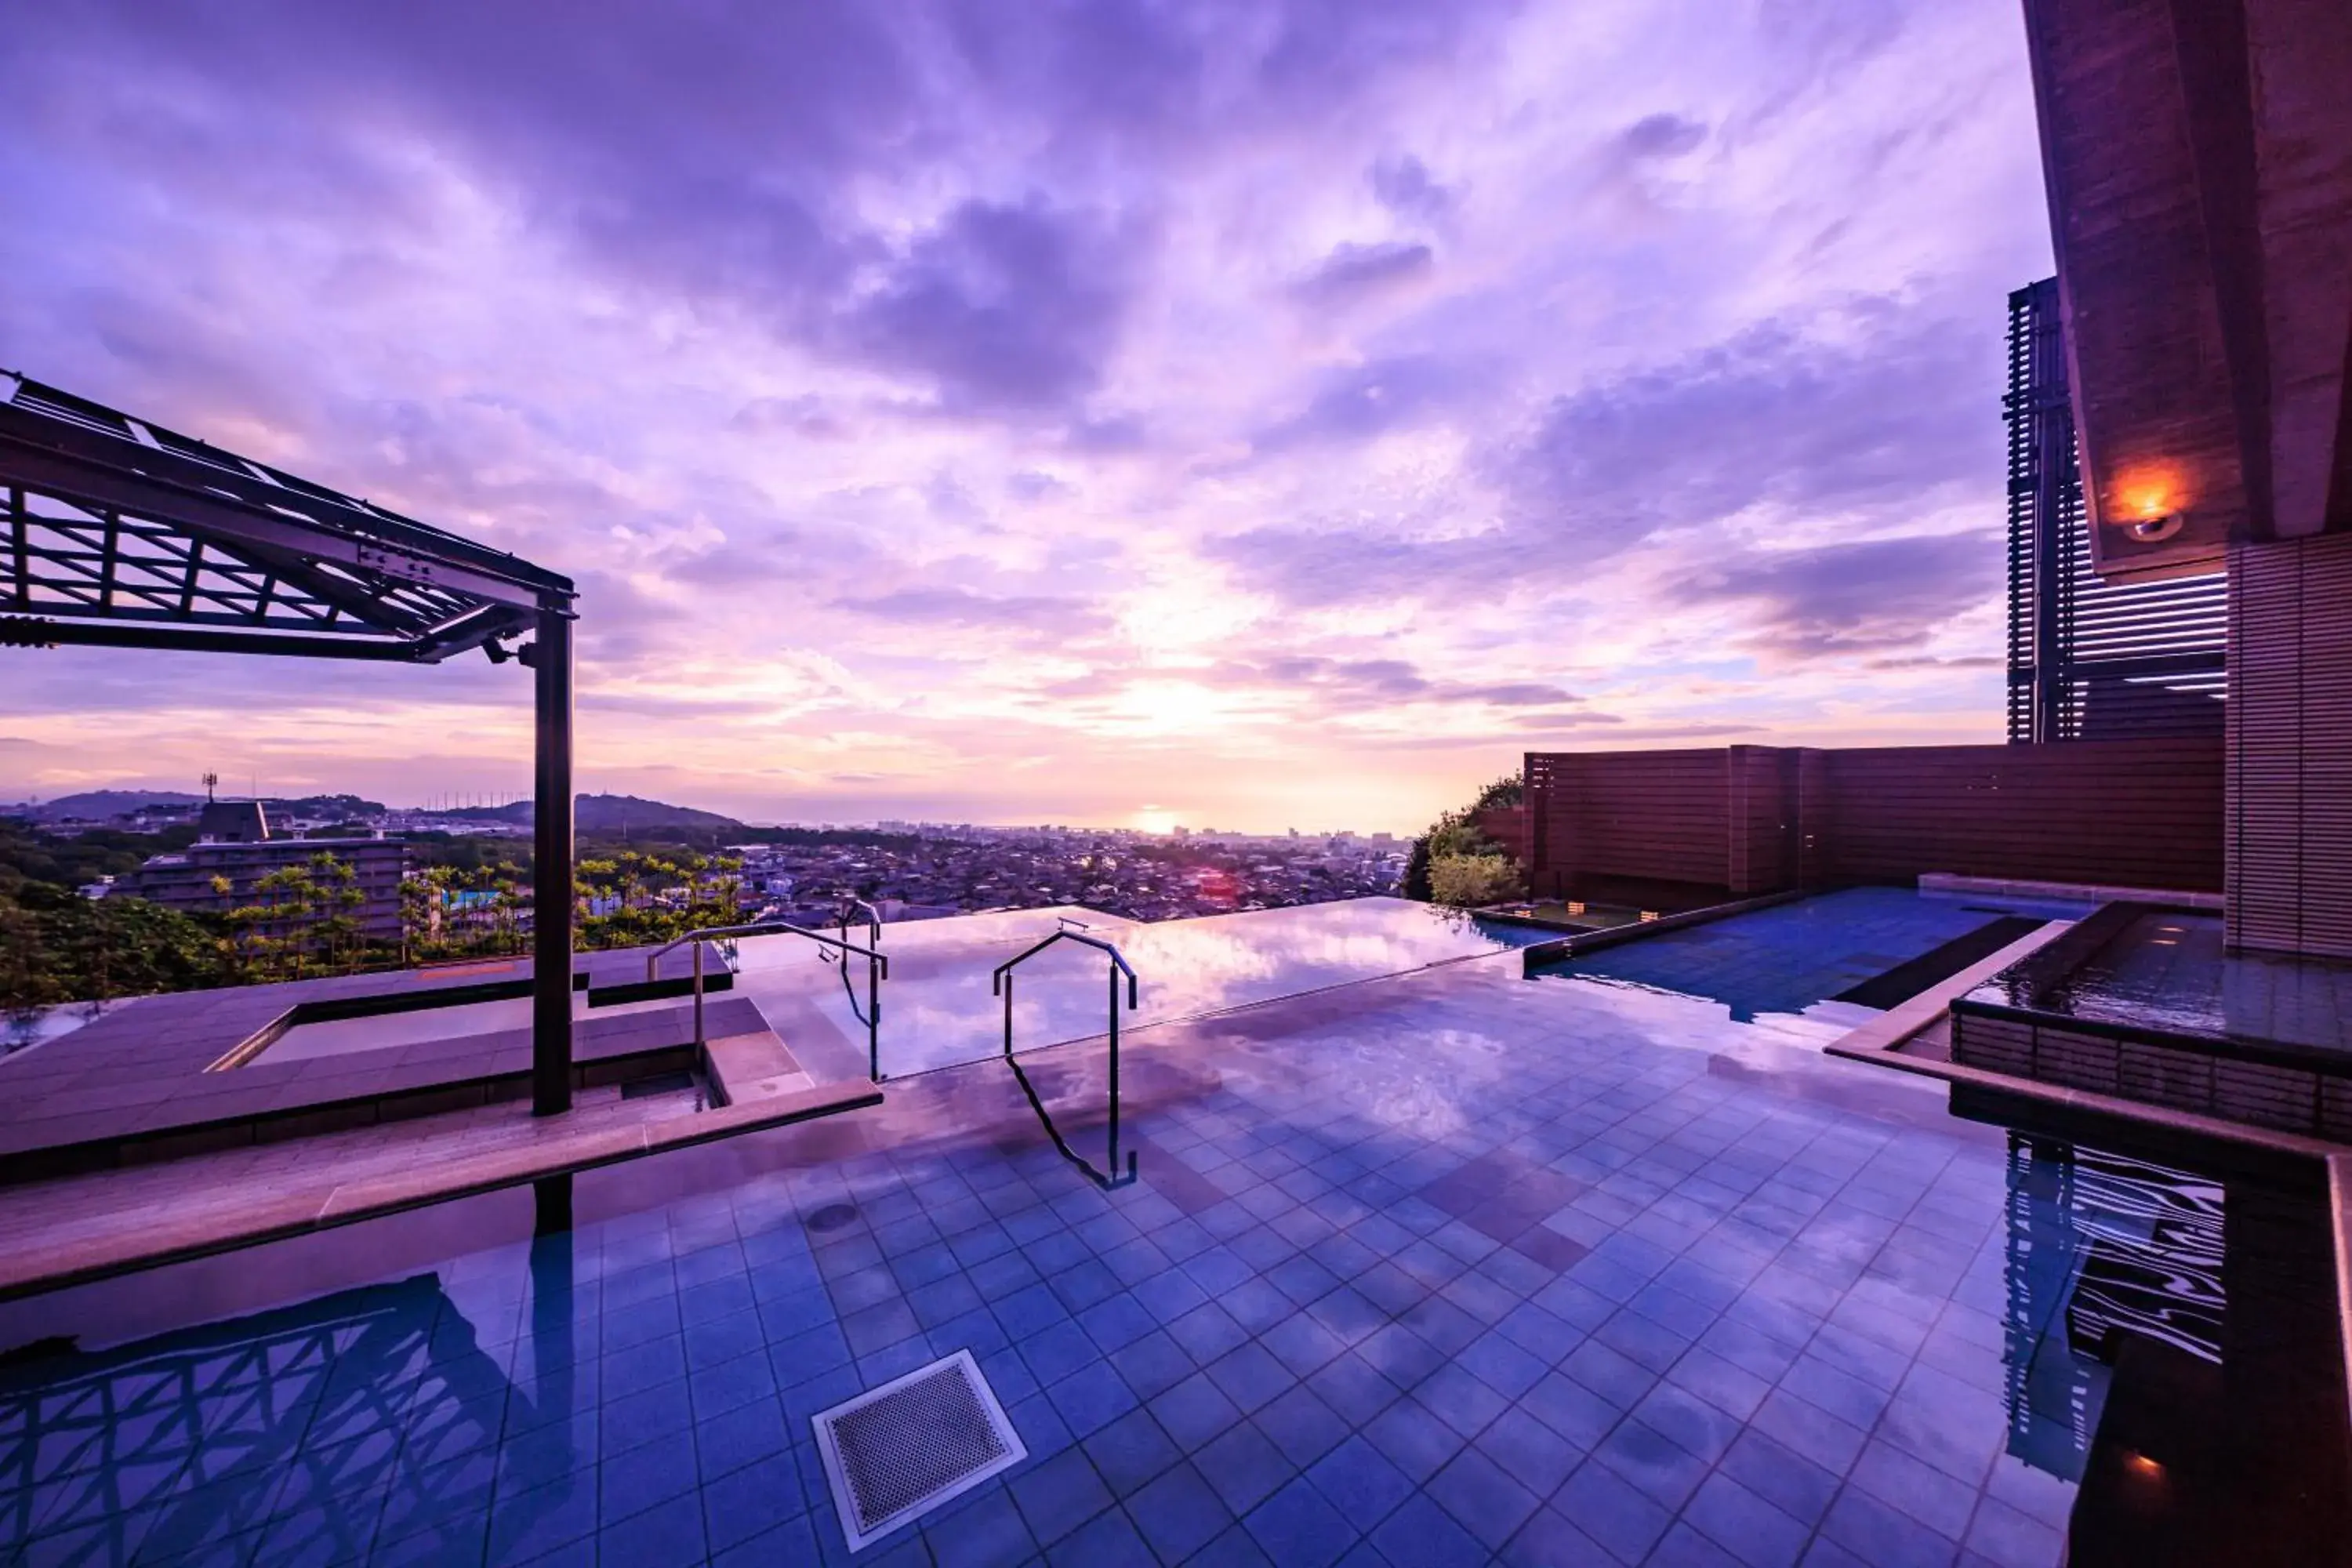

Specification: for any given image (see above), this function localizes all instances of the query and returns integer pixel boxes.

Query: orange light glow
[2125,1452,2164,1479]
[2111,463,2187,521]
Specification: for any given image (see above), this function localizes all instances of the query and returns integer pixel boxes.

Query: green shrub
[1428,853,1525,908]
[1406,772,1523,902]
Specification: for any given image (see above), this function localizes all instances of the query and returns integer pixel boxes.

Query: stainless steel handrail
[991,929,1138,1190]
[831,898,885,1036]
[644,920,891,1080]
[839,897,883,949]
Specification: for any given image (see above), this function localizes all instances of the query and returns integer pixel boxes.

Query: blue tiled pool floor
[2,944,2328,1566]
[1537,888,2095,1024]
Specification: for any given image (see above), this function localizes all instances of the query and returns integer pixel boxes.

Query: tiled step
[704,1024,815,1105]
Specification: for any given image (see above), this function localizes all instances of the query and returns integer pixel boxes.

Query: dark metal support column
[531,600,575,1116]
[2029,285,2072,743]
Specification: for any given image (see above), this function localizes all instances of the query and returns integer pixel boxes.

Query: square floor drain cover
[812,1349,1026,1550]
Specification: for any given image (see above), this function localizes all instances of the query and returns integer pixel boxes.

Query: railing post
[1106,957,1122,1181]
[691,938,705,1050]
[529,599,574,1118]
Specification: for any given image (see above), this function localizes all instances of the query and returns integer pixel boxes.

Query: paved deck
[0,946,751,1179]
[3,896,2346,1566]
[0,1078,883,1301]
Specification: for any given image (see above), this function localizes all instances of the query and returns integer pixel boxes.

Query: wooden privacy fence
[1522,739,2223,900]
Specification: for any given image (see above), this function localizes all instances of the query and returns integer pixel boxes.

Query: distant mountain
[578,793,741,833]
[430,793,742,833]
[0,789,387,825]
[259,793,389,822]
[7,789,205,822]
[437,801,533,824]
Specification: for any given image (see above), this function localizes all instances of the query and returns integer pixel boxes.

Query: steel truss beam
[1,371,579,1114]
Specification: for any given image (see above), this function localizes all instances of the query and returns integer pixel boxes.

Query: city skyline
[2,0,2050,835]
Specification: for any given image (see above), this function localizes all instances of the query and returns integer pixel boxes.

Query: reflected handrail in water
[993,929,1139,1191]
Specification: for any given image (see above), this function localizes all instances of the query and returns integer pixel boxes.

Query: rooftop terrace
[5,889,2343,1566]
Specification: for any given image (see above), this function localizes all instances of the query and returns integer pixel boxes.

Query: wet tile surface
[1,898,2342,1566]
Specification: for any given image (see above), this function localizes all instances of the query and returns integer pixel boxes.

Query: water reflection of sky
[2021,911,2352,1054]
[729,897,1546,1076]
[1533,887,2089,1024]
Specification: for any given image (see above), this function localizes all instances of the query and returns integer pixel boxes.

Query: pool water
[730,897,1548,1081]
[1534,887,2096,1032]
[2022,909,2352,1054]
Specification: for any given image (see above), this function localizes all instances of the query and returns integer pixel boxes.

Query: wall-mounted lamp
[2124,511,2185,543]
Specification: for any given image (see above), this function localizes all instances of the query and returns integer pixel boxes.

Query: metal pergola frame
[1,371,580,1116]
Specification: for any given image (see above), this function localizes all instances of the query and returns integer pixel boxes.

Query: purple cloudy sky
[2,0,2050,833]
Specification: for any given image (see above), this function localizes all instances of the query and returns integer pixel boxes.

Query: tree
[572,849,745,950]
[401,862,527,963]
[0,883,231,1011]
[1428,853,1526,908]
[1406,773,1525,902]
[223,851,367,982]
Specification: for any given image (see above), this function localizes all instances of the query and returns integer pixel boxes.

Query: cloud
[1200,656,1585,713]
[1617,112,1708,159]
[832,586,1113,638]
[835,198,1144,416]
[1218,302,2001,614]
[1252,353,1476,450]
[1501,309,1993,545]
[0,0,2049,829]
[1677,532,2002,656]
[1290,241,1436,309]
[1370,154,1459,225]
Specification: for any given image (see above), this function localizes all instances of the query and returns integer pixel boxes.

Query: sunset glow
[0,1,2053,831]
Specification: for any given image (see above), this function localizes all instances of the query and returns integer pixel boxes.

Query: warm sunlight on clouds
[1,0,2050,832]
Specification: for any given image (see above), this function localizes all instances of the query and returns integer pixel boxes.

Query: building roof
[196,800,270,843]
[0,372,573,662]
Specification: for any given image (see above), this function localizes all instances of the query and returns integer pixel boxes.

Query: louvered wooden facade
[2227,535,2352,958]
[1523,739,2223,902]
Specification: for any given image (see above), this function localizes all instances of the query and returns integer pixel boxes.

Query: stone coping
[1824,921,2352,1164]
[0,1079,883,1303]
[1517,888,1811,971]
[1823,918,2078,1057]
[1918,871,2224,909]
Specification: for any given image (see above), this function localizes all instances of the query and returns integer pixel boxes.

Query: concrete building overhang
[2023,0,2352,580]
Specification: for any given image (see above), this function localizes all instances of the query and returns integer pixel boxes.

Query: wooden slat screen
[2227,535,2352,957]
[1820,740,2221,891]
[1521,736,2223,899]
[1524,749,1730,896]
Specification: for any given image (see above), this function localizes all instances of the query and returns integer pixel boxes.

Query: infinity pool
[5,893,2346,1567]
[1534,887,2098,1035]
[731,897,1549,1080]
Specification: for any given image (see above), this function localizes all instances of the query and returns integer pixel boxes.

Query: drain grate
[812,1350,1025,1550]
